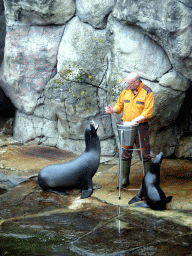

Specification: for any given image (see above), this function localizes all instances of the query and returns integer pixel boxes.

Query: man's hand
[130,120,139,126]
[131,115,146,125]
[105,105,117,114]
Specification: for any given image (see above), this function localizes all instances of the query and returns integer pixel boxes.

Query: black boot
[121,159,131,188]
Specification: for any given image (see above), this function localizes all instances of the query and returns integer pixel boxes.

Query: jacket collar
[137,81,144,92]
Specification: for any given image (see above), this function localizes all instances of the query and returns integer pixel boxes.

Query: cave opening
[175,84,192,137]
[0,87,16,136]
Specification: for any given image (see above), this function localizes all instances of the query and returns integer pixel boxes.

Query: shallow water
[1,206,192,256]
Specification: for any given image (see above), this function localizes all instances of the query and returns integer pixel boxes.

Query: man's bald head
[126,72,140,82]
[125,72,141,91]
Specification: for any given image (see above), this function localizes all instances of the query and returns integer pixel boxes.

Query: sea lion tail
[166,196,172,204]
[128,195,142,205]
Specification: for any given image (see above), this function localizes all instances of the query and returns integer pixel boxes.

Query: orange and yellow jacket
[114,82,154,123]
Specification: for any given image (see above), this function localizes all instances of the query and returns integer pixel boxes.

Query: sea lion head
[90,119,98,131]
[153,152,163,165]
[85,120,99,139]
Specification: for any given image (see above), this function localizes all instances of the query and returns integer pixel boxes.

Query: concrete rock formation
[0,0,5,66]
[0,0,191,158]
[3,0,75,26]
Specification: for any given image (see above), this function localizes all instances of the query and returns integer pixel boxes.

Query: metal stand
[117,128,144,200]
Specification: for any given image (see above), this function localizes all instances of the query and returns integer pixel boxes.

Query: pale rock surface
[1,25,64,114]
[147,80,186,129]
[106,16,171,84]
[57,17,109,87]
[0,0,5,66]
[13,111,58,145]
[76,0,115,28]
[3,0,75,25]
[159,70,190,92]
[44,17,116,154]
[112,0,192,80]
[56,135,116,156]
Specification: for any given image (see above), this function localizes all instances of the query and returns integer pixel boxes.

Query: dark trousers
[122,123,151,162]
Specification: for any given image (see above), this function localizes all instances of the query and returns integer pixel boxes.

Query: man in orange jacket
[105,71,154,187]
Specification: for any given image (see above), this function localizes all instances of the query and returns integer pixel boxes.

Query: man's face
[126,78,140,90]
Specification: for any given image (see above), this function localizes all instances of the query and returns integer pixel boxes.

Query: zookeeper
[105,71,154,187]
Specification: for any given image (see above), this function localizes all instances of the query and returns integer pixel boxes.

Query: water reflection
[118,205,121,235]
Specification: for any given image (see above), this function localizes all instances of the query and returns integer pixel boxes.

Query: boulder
[150,125,179,157]
[0,0,6,66]
[57,17,109,87]
[13,110,58,146]
[76,0,115,29]
[159,70,190,92]
[3,0,75,25]
[175,135,192,158]
[44,17,116,154]
[1,25,64,114]
[147,81,186,129]
[106,16,171,84]
[112,0,192,80]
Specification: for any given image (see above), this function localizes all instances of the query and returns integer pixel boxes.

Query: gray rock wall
[0,0,6,66]
[0,0,192,157]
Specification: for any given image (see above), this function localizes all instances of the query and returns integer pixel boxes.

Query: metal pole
[117,134,121,189]
[119,130,123,199]
[138,128,145,176]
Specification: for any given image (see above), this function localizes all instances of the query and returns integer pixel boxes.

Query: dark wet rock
[0,197,192,255]
[0,171,29,190]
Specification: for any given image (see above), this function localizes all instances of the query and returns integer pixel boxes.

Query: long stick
[119,130,123,199]
[138,129,145,176]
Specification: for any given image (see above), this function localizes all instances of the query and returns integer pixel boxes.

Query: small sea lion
[128,152,172,210]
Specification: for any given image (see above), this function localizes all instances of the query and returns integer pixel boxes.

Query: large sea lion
[128,152,172,210]
[38,121,100,199]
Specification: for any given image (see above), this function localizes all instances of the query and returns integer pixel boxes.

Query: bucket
[117,122,139,146]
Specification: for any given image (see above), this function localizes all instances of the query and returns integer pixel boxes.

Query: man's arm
[140,92,154,120]
[131,115,146,125]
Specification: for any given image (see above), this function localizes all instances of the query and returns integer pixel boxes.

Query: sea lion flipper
[128,183,144,205]
[166,196,172,204]
[47,189,69,196]
[134,202,149,208]
[81,188,93,199]
[128,195,142,204]
[80,178,93,199]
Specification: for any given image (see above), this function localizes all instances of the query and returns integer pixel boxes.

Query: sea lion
[128,152,172,210]
[38,121,100,199]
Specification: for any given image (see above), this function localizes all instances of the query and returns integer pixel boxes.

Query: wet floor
[0,142,192,255]
[0,199,192,255]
